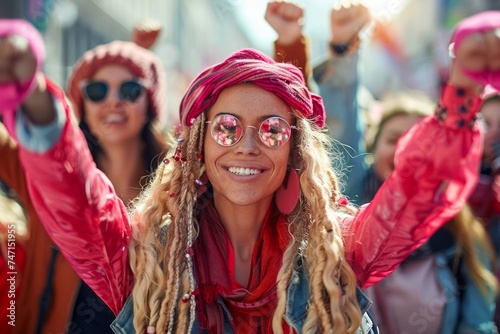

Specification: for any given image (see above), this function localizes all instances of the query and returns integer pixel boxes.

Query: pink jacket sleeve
[17,79,133,315]
[342,84,483,289]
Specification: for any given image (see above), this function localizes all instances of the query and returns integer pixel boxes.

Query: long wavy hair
[128,49,362,333]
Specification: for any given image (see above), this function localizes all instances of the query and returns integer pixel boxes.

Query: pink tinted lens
[259,117,292,147]
[210,115,292,147]
[210,114,243,146]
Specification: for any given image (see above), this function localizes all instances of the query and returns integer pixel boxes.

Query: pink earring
[275,168,300,215]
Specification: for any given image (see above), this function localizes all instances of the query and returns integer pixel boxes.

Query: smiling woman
[1,15,497,334]
[204,84,293,214]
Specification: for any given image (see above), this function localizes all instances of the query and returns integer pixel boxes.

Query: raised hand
[132,19,162,50]
[265,1,304,46]
[330,2,371,44]
[448,11,500,92]
[0,25,54,126]
[450,29,500,91]
[455,30,500,72]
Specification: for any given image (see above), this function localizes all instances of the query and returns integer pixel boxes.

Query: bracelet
[329,42,350,56]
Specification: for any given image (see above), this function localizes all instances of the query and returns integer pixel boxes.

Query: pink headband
[450,11,500,90]
[0,19,45,138]
[179,48,326,129]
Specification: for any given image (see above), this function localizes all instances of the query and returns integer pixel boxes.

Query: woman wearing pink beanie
[0,19,170,334]
[64,20,169,334]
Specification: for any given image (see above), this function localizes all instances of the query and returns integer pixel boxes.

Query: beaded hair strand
[153,115,206,333]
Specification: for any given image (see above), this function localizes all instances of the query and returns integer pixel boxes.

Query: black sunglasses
[81,80,145,103]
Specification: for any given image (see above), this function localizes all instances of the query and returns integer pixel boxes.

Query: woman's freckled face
[204,84,294,208]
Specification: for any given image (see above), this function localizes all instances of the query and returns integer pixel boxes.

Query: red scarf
[192,200,291,333]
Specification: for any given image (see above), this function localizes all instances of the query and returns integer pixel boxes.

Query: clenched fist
[0,35,37,85]
[265,1,304,46]
[330,2,371,44]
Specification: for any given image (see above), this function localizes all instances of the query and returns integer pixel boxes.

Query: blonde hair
[128,109,362,333]
[446,205,498,298]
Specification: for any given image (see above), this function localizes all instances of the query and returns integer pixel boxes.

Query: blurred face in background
[372,114,422,181]
[82,64,149,146]
[480,97,500,164]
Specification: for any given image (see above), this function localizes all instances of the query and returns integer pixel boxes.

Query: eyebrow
[212,112,286,122]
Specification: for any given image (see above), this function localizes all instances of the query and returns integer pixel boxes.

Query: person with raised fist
[1,12,498,333]
[266,1,371,203]
[0,18,170,334]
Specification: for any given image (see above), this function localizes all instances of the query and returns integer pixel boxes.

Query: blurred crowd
[1,1,500,333]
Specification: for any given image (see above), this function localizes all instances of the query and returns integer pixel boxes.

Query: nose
[104,87,122,105]
[236,126,260,154]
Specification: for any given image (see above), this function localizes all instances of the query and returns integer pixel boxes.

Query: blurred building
[358,0,493,100]
[3,0,250,127]
[2,0,497,110]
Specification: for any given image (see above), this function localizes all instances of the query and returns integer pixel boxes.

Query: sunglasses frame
[80,79,147,103]
[206,113,298,148]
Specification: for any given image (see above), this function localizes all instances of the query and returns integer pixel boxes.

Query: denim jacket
[435,247,497,334]
[312,52,368,203]
[111,267,377,333]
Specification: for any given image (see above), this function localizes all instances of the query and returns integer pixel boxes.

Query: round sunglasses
[81,80,145,103]
[206,114,296,148]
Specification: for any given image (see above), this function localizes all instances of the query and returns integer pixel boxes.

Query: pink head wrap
[450,11,500,90]
[179,48,326,129]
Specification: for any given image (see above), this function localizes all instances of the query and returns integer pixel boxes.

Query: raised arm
[0,20,132,315]
[267,1,371,201]
[314,3,371,202]
[342,22,498,289]
[265,1,310,83]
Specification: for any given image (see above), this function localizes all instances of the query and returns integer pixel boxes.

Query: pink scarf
[192,200,291,333]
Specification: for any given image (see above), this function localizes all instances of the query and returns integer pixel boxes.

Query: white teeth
[228,167,261,175]
[105,114,125,123]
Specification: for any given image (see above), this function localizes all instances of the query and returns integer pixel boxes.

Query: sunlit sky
[233,0,409,57]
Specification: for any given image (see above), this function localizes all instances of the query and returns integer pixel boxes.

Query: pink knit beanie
[67,23,165,121]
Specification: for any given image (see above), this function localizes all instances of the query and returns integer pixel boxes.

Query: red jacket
[0,123,81,334]
[14,79,482,316]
